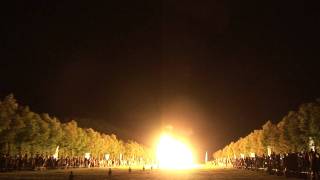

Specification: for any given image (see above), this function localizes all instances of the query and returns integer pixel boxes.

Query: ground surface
[0,168,299,180]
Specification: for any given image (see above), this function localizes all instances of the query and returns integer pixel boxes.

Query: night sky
[1,1,320,156]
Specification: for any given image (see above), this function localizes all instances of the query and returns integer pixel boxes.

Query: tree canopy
[213,100,320,159]
[0,94,154,163]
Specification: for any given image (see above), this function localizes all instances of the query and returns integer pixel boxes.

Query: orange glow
[156,134,195,169]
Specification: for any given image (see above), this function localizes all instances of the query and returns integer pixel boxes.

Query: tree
[0,94,18,133]
[41,114,63,155]
[251,130,264,156]
[277,119,292,153]
[14,106,39,155]
[60,120,79,156]
[298,102,320,148]
[214,99,320,158]
[286,111,307,151]
[0,94,155,162]
[261,120,279,153]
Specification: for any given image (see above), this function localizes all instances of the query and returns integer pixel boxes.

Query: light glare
[156,134,194,169]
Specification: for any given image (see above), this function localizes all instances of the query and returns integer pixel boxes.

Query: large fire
[156,134,194,169]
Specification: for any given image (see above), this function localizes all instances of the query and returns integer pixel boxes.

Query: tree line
[0,94,154,163]
[213,99,320,159]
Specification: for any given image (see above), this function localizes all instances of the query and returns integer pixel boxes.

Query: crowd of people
[228,150,319,179]
[1,150,319,179]
[0,153,137,172]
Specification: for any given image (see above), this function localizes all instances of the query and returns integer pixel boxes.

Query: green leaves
[214,100,320,158]
[0,94,18,133]
[0,94,154,163]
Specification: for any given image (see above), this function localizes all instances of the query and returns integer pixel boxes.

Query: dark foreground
[0,168,299,180]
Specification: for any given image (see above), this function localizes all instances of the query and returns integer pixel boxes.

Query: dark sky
[1,1,320,157]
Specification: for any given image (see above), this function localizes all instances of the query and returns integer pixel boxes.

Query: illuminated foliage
[214,100,320,159]
[0,94,153,164]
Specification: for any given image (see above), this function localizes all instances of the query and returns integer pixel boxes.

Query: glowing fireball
[156,134,194,169]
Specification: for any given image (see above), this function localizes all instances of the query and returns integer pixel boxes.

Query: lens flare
[156,134,194,169]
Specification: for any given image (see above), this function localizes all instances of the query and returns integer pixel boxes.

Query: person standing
[309,150,319,179]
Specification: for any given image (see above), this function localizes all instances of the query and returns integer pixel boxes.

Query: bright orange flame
[156,134,194,169]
